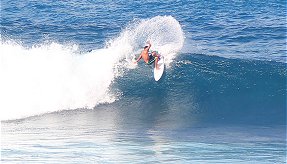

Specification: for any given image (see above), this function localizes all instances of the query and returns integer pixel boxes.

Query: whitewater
[0,16,184,120]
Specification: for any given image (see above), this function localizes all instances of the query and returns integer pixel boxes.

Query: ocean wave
[0,16,184,120]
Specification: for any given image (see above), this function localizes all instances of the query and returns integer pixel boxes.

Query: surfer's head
[144,46,148,49]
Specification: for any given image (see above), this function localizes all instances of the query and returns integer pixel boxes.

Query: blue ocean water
[1,0,286,163]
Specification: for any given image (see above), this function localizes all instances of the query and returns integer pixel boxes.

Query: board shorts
[146,51,159,65]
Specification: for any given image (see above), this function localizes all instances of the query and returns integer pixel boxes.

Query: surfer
[134,41,160,70]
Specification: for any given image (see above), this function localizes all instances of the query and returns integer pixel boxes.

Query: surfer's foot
[156,66,160,70]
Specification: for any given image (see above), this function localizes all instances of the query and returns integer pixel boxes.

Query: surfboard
[154,56,164,81]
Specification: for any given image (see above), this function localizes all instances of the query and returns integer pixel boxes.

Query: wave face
[110,54,286,126]
[0,16,184,120]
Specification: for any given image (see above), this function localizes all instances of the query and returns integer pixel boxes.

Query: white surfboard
[154,56,165,81]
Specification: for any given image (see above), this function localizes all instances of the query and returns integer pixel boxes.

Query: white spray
[0,16,184,120]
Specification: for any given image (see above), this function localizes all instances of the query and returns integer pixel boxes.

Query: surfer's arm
[146,41,151,50]
[134,55,142,64]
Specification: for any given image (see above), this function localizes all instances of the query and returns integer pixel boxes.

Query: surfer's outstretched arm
[134,55,142,64]
[146,41,151,50]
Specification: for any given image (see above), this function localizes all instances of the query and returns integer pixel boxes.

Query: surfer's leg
[152,51,161,59]
[155,57,159,70]
[152,51,157,57]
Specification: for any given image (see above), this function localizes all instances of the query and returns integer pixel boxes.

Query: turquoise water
[1,0,286,163]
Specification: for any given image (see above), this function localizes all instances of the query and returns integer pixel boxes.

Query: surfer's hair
[144,46,148,49]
